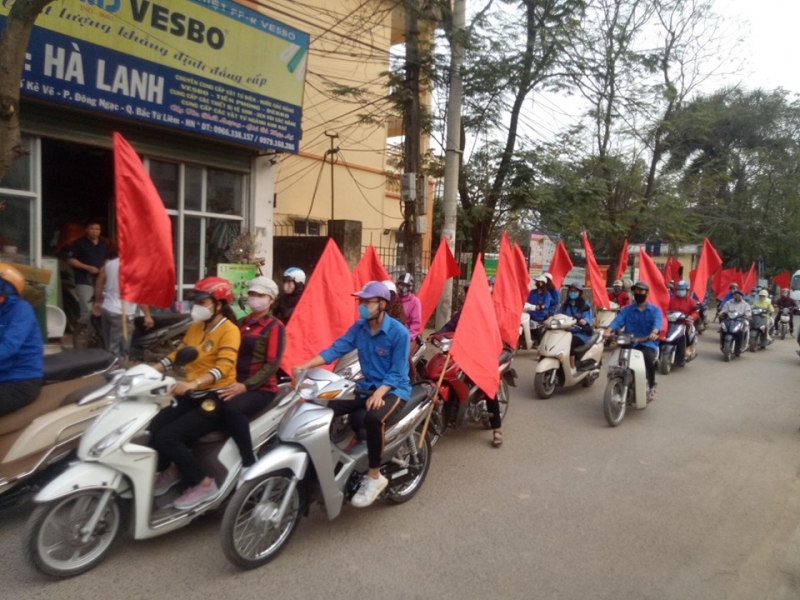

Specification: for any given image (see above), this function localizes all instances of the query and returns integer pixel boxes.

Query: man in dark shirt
[67,221,110,329]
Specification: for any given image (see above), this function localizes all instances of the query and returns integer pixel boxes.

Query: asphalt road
[4,330,800,600]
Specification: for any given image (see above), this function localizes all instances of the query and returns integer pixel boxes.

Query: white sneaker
[351,474,388,508]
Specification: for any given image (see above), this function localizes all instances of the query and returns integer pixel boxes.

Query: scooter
[520,303,547,349]
[218,368,436,570]
[25,348,297,578]
[0,348,118,508]
[603,334,655,427]
[533,314,603,399]
[658,310,697,375]
[128,313,192,363]
[749,308,772,351]
[719,310,750,362]
[776,307,792,340]
[595,302,620,347]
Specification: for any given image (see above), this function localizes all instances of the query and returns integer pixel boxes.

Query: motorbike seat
[193,394,283,445]
[573,331,602,357]
[386,381,436,427]
[42,349,116,383]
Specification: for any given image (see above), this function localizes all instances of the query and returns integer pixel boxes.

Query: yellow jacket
[160,319,241,389]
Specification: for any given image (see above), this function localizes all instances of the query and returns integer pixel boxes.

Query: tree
[0,0,54,181]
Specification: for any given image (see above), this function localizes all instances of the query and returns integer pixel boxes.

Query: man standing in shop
[67,221,110,342]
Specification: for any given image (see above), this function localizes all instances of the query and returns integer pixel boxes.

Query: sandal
[492,430,503,448]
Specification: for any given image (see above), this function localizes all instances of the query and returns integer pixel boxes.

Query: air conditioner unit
[416,216,428,234]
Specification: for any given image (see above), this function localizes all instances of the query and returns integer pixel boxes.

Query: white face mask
[191,304,213,322]
[247,296,272,313]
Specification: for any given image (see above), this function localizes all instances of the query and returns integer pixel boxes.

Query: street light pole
[324,130,339,222]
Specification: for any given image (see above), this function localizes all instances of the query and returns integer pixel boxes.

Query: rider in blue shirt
[558,283,593,369]
[294,281,410,509]
[604,281,662,403]
[526,276,552,346]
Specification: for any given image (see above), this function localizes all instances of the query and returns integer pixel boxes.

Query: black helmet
[397,272,414,296]
[631,281,649,292]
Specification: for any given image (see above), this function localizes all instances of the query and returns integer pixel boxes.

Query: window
[294,219,320,236]
[0,136,37,265]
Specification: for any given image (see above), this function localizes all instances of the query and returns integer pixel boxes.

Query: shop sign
[0,0,308,152]
[217,263,257,318]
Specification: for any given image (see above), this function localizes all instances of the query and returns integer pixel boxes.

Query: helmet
[534,275,547,284]
[283,267,306,285]
[759,289,769,297]
[353,281,391,302]
[191,276,233,304]
[247,276,279,299]
[676,280,690,291]
[782,288,790,294]
[632,281,649,292]
[542,273,554,282]
[568,282,583,291]
[729,283,738,290]
[623,278,633,290]
[488,276,496,285]
[397,272,414,287]
[0,263,25,296]
[612,280,623,288]
[381,280,397,294]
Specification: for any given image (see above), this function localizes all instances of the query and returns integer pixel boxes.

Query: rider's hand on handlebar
[648,331,659,341]
[603,329,613,339]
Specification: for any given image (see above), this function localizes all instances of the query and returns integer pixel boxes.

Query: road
[3,331,800,600]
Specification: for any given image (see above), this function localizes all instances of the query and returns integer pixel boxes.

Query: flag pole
[418,352,450,449]
[121,299,128,354]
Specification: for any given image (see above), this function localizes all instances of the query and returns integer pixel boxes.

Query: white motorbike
[595,302,620,346]
[777,307,792,340]
[602,334,654,427]
[533,315,603,399]
[520,303,546,350]
[25,348,297,578]
[219,368,435,570]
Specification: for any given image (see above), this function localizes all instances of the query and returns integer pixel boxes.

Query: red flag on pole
[114,132,175,308]
[734,269,744,290]
[581,232,611,309]
[774,271,790,289]
[548,240,573,290]
[742,262,757,293]
[494,233,526,347]
[616,239,629,281]
[663,256,680,285]
[352,245,391,290]
[280,239,355,373]
[513,243,531,305]
[451,257,503,397]
[417,241,460,329]
[690,238,722,301]
[637,249,670,336]
[712,268,738,300]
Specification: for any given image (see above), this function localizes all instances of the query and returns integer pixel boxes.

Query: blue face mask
[676,290,687,298]
[358,304,372,320]
[569,291,579,300]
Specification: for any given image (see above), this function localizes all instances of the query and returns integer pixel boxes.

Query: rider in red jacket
[667,281,699,366]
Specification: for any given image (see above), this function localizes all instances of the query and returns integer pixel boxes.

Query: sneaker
[173,480,220,510]
[351,474,388,508]
[646,386,657,404]
[153,466,180,497]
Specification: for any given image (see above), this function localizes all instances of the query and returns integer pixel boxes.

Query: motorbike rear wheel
[781,324,787,340]
[533,369,557,399]
[722,339,732,362]
[658,349,672,375]
[220,470,301,570]
[749,332,759,353]
[386,431,431,504]
[603,377,627,427]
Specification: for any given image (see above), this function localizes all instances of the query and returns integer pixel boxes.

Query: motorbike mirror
[174,347,199,367]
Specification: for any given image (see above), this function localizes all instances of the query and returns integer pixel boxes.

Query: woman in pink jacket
[396,272,422,380]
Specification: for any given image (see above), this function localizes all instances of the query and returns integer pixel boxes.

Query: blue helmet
[676,280,690,291]
[568,282,583,291]
[283,267,306,285]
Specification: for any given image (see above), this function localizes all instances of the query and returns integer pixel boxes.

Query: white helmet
[283,267,306,285]
[381,280,397,294]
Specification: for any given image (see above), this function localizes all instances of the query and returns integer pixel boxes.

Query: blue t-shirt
[559,300,593,343]
[0,295,44,383]
[526,290,551,321]
[608,302,663,351]
[320,315,411,400]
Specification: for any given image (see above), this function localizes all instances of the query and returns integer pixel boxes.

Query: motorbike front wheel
[722,338,732,362]
[25,491,122,578]
[781,324,787,340]
[533,369,558,399]
[603,377,627,427]
[658,349,672,375]
[386,431,431,504]
[220,470,302,570]
[749,332,759,353]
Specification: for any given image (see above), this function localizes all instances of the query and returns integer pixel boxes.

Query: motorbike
[128,313,192,362]
[602,334,654,427]
[595,302,620,347]
[519,303,546,350]
[696,302,709,335]
[658,310,698,375]
[218,368,436,569]
[0,348,118,508]
[748,308,771,352]
[417,333,516,443]
[776,307,792,340]
[533,314,603,399]
[25,348,297,578]
[719,311,750,362]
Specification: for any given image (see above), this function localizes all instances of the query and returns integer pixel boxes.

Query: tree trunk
[0,0,54,181]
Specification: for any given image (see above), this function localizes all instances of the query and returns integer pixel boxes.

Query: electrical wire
[338,152,402,219]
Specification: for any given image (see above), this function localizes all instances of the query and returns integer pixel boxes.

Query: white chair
[46,305,67,340]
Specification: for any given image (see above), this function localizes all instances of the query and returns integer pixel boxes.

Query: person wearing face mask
[774,288,797,335]
[272,267,306,324]
[149,277,241,511]
[0,264,43,417]
[293,281,410,508]
[396,272,422,381]
[604,282,662,403]
[610,279,630,307]
[667,280,700,366]
[526,276,552,346]
[558,283,593,369]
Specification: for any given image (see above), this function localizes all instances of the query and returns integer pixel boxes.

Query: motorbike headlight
[88,419,138,458]
[117,374,145,397]
[549,319,562,329]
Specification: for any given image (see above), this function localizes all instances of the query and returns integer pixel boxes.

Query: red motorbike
[418,333,516,444]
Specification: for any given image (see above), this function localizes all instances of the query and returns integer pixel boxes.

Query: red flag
[352,245,391,290]
[451,257,503,397]
[690,238,722,301]
[734,269,744,290]
[637,250,670,336]
[616,239,629,281]
[417,240,460,328]
[774,271,790,289]
[743,262,756,293]
[712,268,738,300]
[581,232,611,309]
[513,243,531,305]
[548,240,573,289]
[114,132,175,308]
[663,256,680,285]
[280,239,355,373]
[494,234,526,347]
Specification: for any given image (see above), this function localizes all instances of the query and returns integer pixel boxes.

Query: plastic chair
[46,305,67,340]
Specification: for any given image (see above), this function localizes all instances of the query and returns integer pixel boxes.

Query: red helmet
[191,277,233,305]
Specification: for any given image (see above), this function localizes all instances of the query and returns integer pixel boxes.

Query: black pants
[0,378,41,417]
[332,391,402,469]
[486,396,501,430]
[636,346,657,388]
[150,391,274,486]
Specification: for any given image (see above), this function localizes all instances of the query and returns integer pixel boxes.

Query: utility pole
[324,130,339,222]
[402,0,421,276]
[435,0,465,329]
